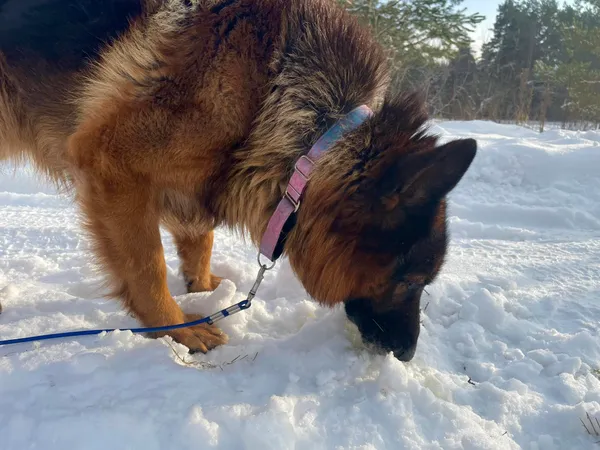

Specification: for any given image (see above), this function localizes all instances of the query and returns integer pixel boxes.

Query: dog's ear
[377,138,477,210]
[396,138,477,206]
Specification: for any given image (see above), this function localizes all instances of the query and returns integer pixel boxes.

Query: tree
[339,0,599,127]
[558,0,600,125]
[480,1,549,120]
[533,0,600,127]
[439,46,479,119]
[339,0,484,93]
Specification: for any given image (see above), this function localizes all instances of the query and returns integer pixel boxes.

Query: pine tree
[339,0,598,126]
[558,0,600,126]
[478,0,570,121]
[338,0,484,94]
[341,0,483,61]
[532,0,600,127]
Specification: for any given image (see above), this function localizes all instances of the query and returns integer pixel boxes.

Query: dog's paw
[209,275,223,290]
[166,313,228,353]
[186,274,223,293]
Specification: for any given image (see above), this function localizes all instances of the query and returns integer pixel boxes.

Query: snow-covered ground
[1,121,599,449]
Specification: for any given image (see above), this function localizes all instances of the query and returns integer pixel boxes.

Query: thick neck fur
[218,0,390,244]
[2,0,390,242]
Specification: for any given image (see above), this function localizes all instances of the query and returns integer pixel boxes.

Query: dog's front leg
[75,175,228,353]
[172,230,223,293]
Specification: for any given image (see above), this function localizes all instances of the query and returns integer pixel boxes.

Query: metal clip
[248,253,276,303]
[206,254,275,325]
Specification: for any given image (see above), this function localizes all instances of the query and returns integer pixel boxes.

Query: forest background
[339,0,600,130]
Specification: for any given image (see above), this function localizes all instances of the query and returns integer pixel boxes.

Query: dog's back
[0,0,143,68]
[0,0,144,183]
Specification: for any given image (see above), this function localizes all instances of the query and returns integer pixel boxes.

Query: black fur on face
[287,93,477,362]
[340,118,477,361]
[345,202,448,362]
[345,289,422,361]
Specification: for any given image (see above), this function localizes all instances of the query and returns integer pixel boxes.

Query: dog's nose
[345,296,421,362]
[393,345,417,362]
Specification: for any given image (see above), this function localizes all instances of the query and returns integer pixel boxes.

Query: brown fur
[0,0,476,359]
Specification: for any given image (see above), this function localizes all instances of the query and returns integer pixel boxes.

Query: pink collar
[259,105,374,262]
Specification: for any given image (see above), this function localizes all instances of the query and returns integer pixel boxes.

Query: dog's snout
[393,346,417,362]
[345,296,421,362]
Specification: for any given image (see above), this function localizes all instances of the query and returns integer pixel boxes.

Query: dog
[0,0,476,361]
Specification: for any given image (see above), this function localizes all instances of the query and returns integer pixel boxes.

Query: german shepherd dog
[0,0,476,361]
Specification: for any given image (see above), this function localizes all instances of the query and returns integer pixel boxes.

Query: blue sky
[463,0,499,50]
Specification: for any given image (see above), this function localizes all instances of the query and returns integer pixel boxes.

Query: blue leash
[0,299,250,346]
[0,258,273,348]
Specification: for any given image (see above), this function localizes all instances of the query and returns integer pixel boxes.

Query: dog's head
[285,93,476,361]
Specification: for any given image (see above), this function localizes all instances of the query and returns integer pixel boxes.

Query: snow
[1,120,600,449]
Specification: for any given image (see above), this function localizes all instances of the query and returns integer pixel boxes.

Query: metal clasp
[284,190,301,212]
[206,254,276,325]
[248,253,276,304]
[294,155,314,180]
